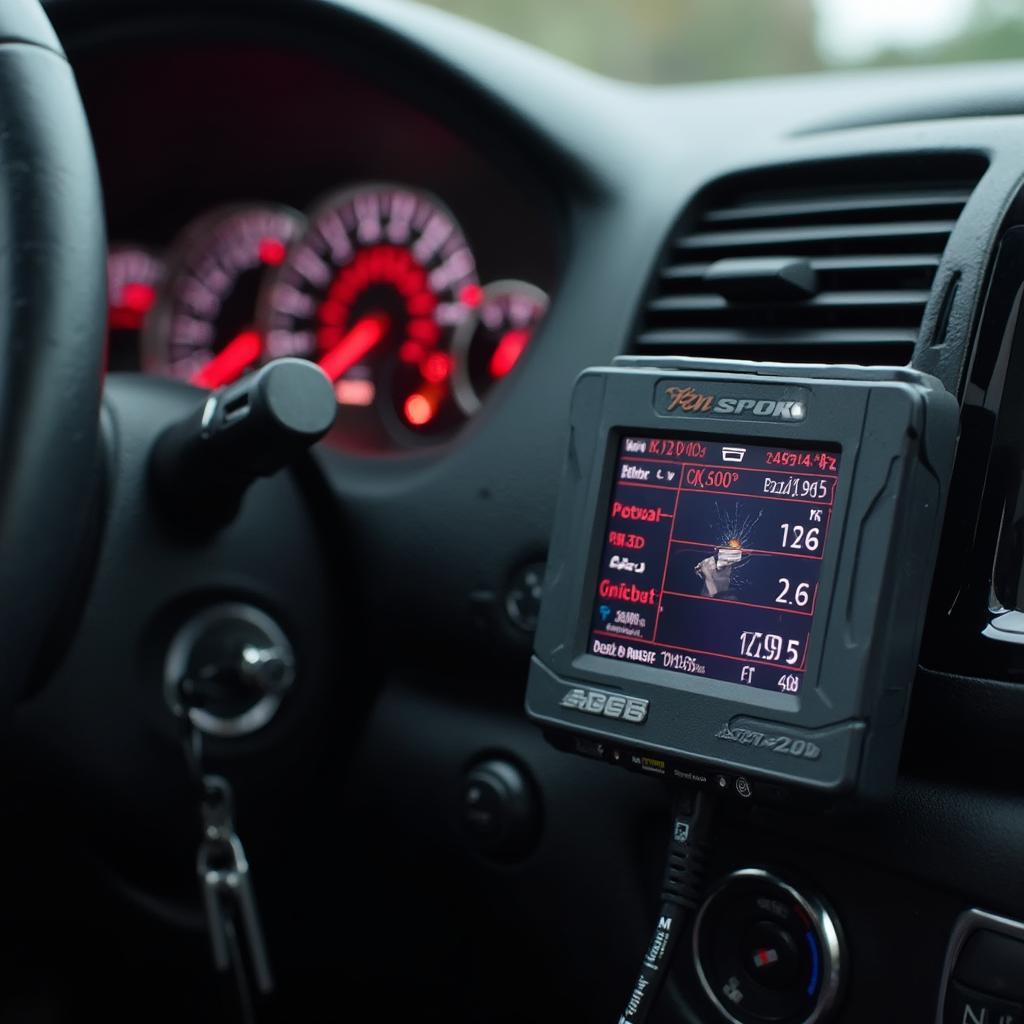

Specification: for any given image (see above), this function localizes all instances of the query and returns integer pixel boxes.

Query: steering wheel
[0,2,106,706]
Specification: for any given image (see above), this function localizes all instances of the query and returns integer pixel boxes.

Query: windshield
[421,0,1022,83]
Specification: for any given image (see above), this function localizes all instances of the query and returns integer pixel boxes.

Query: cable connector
[661,789,713,911]
[618,787,715,1024]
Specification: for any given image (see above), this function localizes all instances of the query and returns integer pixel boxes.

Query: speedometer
[143,203,304,387]
[259,183,478,440]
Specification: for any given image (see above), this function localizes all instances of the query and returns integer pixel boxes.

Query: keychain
[180,702,274,1022]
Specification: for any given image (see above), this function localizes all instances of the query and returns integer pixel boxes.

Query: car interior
[4,1,1024,1022]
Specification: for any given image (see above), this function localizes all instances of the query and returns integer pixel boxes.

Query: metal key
[198,775,275,997]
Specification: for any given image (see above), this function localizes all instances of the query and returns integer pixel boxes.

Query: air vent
[637,156,986,365]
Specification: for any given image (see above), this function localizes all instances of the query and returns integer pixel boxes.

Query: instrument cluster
[108,185,550,451]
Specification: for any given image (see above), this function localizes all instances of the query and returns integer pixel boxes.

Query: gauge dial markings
[258,183,479,439]
[143,203,305,385]
[450,279,549,416]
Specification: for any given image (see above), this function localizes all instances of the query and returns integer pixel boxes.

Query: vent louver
[636,156,986,365]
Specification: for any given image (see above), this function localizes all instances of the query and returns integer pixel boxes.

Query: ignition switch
[164,602,295,738]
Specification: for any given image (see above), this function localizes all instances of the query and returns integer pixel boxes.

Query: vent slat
[659,256,941,297]
[661,255,942,280]
[649,291,932,313]
[703,192,971,227]
[659,256,937,296]
[636,159,983,366]
[637,327,920,347]
[677,221,956,257]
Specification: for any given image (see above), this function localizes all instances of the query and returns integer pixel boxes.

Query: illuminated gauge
[143,203,304,387]
[260,183,478,438]
[451,280,549,416]
[107,245,164,371]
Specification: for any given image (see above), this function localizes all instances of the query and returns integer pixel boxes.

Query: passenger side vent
[636,156,986,364]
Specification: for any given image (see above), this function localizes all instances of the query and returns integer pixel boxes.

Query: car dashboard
[23,1,1024,1022]
[77,38,560,452]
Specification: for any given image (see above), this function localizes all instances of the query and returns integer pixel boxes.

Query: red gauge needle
[191,330,263,389]
[488,328,530,379]
[109,282,157,331]
[318,314,390,382]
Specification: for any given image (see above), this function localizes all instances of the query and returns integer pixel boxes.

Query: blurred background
[420,0,1024,82]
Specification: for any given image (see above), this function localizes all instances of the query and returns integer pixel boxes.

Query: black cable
[618,788,714,1024]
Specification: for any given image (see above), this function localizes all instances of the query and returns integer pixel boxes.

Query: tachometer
[260,183,478,439]
[143,204,304,387]
[450,280,548,416]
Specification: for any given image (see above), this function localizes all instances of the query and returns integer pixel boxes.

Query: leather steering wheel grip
[0,1,106,706]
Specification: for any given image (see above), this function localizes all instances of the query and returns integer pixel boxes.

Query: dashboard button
[458,758,540,861]
[945,981,1023,1024]
[505,561,546,632]
[461,776,503,841]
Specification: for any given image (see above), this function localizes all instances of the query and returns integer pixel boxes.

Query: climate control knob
[693,869,844,1024]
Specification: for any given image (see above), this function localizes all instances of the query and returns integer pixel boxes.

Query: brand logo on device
[664,386,715,413]
[661,385,806,422]
[560,686,649,723]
